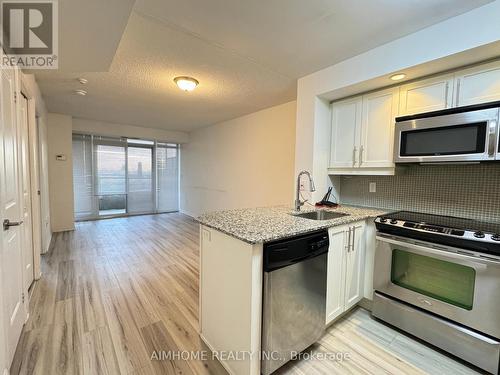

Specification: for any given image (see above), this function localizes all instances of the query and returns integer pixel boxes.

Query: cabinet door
[399,74,454,115]
[360,87,399,168]
[325,225,347,324]
[329,97,362,169]
[344,222,366,310]
[455,61,500,106]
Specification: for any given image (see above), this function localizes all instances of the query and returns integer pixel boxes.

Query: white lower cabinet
[326,221,366,325]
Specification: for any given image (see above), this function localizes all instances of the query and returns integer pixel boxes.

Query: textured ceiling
[36,0,492,131]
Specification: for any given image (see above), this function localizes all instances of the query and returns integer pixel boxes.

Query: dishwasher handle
[263,230,329,272]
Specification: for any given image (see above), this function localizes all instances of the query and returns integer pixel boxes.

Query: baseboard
[52,226,75,233]
[179,209,197,219]
[41,233,52,254]
[199,333,235,375]
[358,297,373,311]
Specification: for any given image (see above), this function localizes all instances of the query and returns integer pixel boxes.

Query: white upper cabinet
[329,88,398,175]
[399,74,454,115]
[328,59,500,176]
[360,87,399,169]
[329,96,362,169]
[455,61,500,106]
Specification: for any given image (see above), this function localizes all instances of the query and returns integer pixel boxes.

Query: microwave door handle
[488,120,497,157]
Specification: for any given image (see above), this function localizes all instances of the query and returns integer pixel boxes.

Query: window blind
[157,144,179,212]
[72,134,179,220]
[72,134,93,219]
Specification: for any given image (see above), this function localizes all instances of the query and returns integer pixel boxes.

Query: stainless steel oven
[394,106,499,163]
[373,233,500,373]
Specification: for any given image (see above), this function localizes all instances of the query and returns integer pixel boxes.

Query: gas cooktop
[375,211,500,256]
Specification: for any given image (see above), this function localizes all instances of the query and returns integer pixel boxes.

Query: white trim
[179,209,197,218]
[199,333,236,375]
[43,232,52,255]
[328,167,395,175]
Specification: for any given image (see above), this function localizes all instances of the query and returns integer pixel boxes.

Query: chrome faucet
[295,171,316,211]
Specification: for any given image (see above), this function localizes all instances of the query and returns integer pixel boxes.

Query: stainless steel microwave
[394,105,500,163]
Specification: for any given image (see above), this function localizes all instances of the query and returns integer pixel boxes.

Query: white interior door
[19,94,34,288]
[0,66,26,365]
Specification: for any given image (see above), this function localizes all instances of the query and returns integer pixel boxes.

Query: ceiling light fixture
[74,89,87,96]
[174,76,199,92]
[390,73,406,81]
[77,77,88,84]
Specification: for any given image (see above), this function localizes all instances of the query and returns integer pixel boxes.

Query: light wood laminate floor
[11,213,481,375]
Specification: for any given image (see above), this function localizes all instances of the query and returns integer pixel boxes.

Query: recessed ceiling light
[390,73,406,81]
[174,76,199,92]
[74,89,87,96]
[77,77,88,84]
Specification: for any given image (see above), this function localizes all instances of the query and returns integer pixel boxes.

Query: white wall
[72,118,189,143]
[47,113,75,232]
[180,101,296,217]
[295,0,500,203]
[21,73,52,254]
[38,115,52,251]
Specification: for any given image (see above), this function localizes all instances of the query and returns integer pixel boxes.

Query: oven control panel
[374,216,500,243]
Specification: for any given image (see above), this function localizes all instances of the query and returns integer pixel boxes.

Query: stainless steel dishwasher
[261,230,329,375]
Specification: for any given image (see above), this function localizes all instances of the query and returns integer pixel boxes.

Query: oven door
[394,108,498,163]
[374,233,500,338]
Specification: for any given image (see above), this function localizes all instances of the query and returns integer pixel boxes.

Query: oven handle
[376,233,500,267]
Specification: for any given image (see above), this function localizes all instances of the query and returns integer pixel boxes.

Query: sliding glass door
[127,141,154,214]
[72,134,179,220]
[95,141,127,216]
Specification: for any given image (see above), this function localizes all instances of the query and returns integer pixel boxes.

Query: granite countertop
[196,205,389,244]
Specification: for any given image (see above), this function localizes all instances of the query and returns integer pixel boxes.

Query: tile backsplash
[339,164,500,223]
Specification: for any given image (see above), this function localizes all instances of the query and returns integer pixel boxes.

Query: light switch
[369,182,376,193]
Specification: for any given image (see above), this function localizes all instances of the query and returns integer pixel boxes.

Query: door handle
[3,219,23,231]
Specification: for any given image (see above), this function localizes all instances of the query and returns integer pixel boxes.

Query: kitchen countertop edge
[196,206,389,245]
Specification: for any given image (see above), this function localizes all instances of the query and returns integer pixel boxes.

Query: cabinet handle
[445,82,449,107]
[351,226,356,252]
[346,227,351,252]
[455,79,461,107]
[352,147,357,167]
[359,146,364,166]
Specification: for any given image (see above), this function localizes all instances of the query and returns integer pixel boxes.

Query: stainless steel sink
[292,211,349,221]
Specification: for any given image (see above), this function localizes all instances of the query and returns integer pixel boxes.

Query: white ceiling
[52,0,135,72]
[36,0,492,131]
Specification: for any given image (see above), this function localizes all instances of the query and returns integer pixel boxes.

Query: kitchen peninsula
[196,205,385,375]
